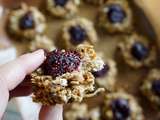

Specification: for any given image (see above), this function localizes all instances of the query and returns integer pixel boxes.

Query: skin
[0,49,63,120]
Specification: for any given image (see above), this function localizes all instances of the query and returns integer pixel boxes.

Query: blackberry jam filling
[111,99,130,120]
[54,0,68,7]
[152,80,160,97]
[19,12,35,30]
[69,26,87,45]
[107,4,126,23]
[131,42,149,61]
[42,49,81,78]
[92,64,109,78]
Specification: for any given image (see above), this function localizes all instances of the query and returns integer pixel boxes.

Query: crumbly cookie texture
[45,0,80,18]
[141,69,160,108]
[65,103,101,120]
[84,0,107,5]
[29,35,56,52]
[60,18,97,49]
[31,45,105,105]
[102,91,144,120]
[93,59,117,91]
[6,4,46,40]
[97,0,132,33]
[118,34,156,68]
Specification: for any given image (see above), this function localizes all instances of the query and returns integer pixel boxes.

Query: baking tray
[1,0,159,119]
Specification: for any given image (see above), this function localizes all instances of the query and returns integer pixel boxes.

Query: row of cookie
[65,74,160,120]
[92,48,159,110]
[65,91,144,120]
[5,0,133,41]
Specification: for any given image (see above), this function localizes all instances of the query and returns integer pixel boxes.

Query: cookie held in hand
[31,45,105,105]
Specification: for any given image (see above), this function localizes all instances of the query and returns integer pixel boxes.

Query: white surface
[16,97,41,120]
[0,47,16,65]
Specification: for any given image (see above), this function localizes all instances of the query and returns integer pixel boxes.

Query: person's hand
[0,49,63,120]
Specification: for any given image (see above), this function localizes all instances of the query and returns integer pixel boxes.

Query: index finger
[0,49,45,90]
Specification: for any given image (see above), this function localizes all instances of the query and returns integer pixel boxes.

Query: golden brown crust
[28,35,56,52]
[65,103,101,120]
[84,0,107,5]
[141,69,160,108]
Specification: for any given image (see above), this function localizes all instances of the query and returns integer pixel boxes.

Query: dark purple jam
[42,49,81,78]
[107,4,126,23]
[92,64,109,78]
[19,12,35,30]
[131,42,149,61]
[54,0,68,7]
[69,26,87,45]
[111,98,130,120]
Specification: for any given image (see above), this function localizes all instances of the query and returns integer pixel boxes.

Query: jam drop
[152,80,160,97]
[92,64,109,78]
[42,49,81,78]
[131,42,149,61]
[19,12,35,30]
[107,4,126,23]
[54,0,68,7]
[111,98,130,120]
[69,26,87,45]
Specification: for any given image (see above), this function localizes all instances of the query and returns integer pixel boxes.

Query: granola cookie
[31,45,105,105]
[65,103,101,120]
[97,0,132,33]
[118,34,156,68]
[60,18,97,49]
[45,0,80,18]
[141,69,160,108]
[28,35,56,52]
[6,4,46,40]
[84,0,107,5]
[93,59,117,91]
[102,91,144,120]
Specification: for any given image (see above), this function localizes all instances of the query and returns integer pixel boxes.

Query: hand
[0,49,63,120]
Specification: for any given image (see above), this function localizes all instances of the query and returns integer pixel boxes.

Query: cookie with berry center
[141,69,160,108]
[60,18,97,49]
[102,91,144,120]
[118,34,156,68]
[97,0,132,33]
[6,4,46,40]
[45,0,80,18]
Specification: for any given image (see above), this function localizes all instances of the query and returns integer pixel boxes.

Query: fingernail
[33,49,46,60]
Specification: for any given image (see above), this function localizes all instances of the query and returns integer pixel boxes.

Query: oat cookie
[97,0,132,33]
[141,69,160,108]
[102,91,144,120]
[28,35,56,52]
[84,0,107,5]
[6,4,46,40]
[93,59,117,91]
[60,18,97,49]
[65,103,101,120]
[118,34,156,68]
[45,0,80,18]
[31,45,105,105]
